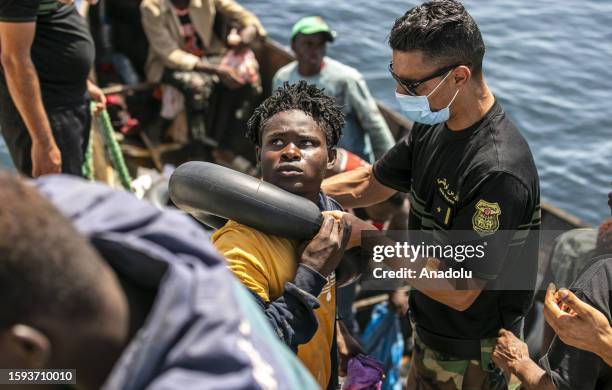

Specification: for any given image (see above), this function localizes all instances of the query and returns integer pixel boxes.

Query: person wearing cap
[273,16,395,164]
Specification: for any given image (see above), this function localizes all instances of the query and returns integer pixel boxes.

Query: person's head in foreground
[247,80,344,202]
[290,16,336,76]
[0,172,129,390]
[389,0,488,125]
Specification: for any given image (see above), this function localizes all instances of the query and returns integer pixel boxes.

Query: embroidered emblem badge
[472,200,501,237]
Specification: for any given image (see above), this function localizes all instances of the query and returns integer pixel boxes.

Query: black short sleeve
[448,172,531,279]
[372,131,413,192]
[0,0,40,22]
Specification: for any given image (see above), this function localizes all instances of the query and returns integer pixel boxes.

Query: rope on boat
[84,103,133,191]
[82,125,95,180]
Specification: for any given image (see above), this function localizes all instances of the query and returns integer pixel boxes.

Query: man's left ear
[453,65,471,88]
[327,148,337,170]
[0,324,52,368]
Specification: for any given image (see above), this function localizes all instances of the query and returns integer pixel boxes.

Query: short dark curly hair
[246,81,345,148]
[0,172,104,329]
[389,0,485,74]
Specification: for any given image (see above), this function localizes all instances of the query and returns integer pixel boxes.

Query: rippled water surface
[1,0,610,224]
[242,0,612,225]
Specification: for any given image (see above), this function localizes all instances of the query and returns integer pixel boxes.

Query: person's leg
[406,336,469,390]
[0,78,33,175]
[406,332,518,389]
[0,75,90,177]
[47,103,90,176]
[211,81,262,162]
[461,360,519,390]
[161,68,216,145]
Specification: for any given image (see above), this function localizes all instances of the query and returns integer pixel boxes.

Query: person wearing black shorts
[0,0,104,177]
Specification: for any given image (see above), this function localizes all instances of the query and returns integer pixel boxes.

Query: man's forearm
[321,165,395,208]
[369,235,483,311]
[512,359,556,390]
[597,332,612,366]
[2,57,54,144]
[251,265,326,349]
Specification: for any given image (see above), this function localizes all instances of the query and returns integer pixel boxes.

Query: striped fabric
[37,0,61,15]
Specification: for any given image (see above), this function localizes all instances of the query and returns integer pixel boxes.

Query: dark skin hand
[493,329,555,390]
[493,329,531,376]
[336,319,365,377]
[388,288,409,315]
[299,212,350,277]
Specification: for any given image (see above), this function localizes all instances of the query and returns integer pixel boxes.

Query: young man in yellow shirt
[212,81,358,389]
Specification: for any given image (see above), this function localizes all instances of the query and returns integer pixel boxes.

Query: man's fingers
[328,216,340,244]
[318,214,335,237]
[339,215,351,250]
[323,210,344,220]
[558,289,592,318]
[544,283,565,317]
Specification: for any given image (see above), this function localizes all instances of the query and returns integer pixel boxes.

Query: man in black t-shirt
[492,255,612,390]
[0,0,104,177]
[323,1,540,388]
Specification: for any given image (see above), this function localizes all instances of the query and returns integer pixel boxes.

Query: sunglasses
[389,62,462,96]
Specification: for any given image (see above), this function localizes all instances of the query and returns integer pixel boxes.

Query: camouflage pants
[406,336,521,390]
[162,61,220,144]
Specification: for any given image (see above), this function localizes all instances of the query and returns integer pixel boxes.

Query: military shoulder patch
[472,200,501,237]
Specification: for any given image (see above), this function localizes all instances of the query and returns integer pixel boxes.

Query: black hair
[389,0,485,74]
[0,173,104,328]
[246,81,345,147]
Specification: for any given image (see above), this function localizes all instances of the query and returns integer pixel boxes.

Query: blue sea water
[1,0,609,224]
[242,0,612,225]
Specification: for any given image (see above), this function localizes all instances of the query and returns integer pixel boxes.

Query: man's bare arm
[493,330,556,390]
[402,255,485,311]
[0,22,61,177]
[346,215,484,311]
[322,165,397,208]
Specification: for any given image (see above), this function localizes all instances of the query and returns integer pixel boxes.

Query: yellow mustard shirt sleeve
[212,225,272,302]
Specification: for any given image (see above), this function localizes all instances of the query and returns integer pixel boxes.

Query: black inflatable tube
[169,161,323,240]
[169,161,366,286]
